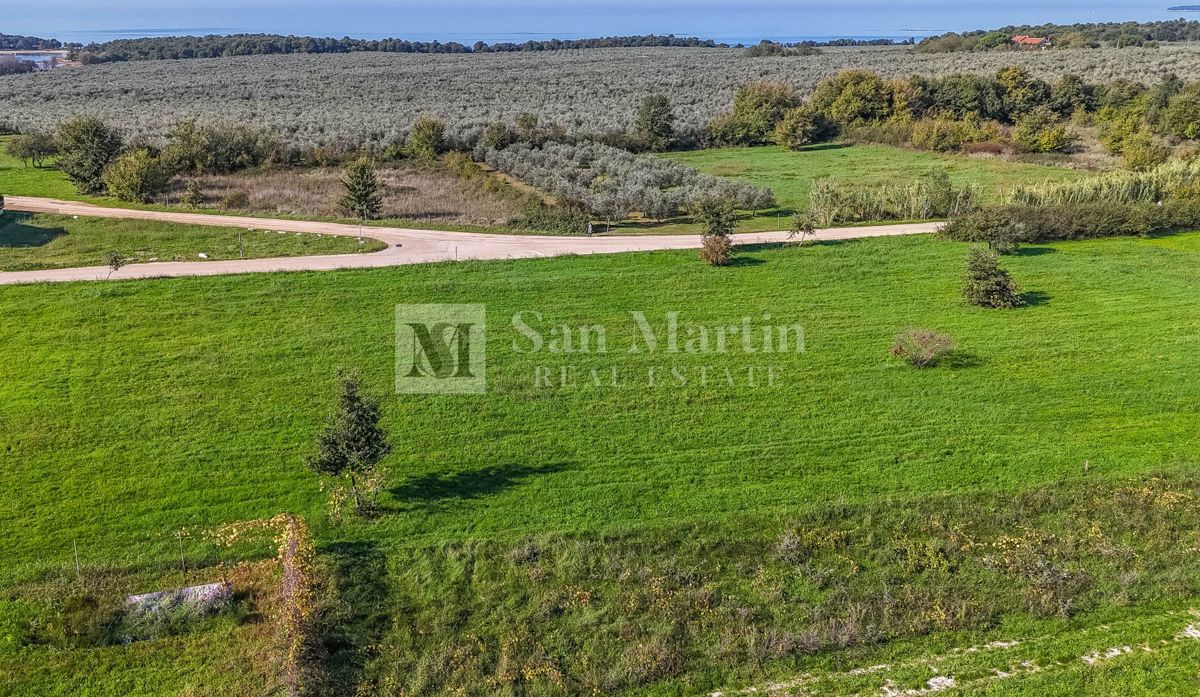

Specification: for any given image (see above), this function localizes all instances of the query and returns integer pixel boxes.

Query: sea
[6,1,1188,46]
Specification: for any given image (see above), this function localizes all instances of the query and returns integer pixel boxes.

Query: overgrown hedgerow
[944,199,1200,243]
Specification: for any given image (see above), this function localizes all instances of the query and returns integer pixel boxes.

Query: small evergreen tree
[693,196,738,266]
[339,158,383,220]
[306,374,392,515]
[635,94,675,151]
[964,247,1025,308]
[180,179,205,207]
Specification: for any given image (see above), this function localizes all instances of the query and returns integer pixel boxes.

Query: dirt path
[0,196,943,285]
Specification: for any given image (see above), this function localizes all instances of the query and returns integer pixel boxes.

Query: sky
[4,1,1184,45]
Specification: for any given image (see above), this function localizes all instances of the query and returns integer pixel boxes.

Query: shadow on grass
[736,242,787,254]
[320,541,390,692]
[1021,291,1052,307]
[390,462,567,504]
[0,213,66,248]
[938,351,985,369]
[796,142,853,152]
[1015,246,1056,257]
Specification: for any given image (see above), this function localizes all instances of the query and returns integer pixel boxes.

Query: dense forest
[0,33,63,51]
[73,33,723,63]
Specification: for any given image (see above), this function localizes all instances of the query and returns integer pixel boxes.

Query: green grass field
[656,144,1085,232]
[0,138,77,200]
[0,212,384,271]
[5,230,1200,575]
[4,228,1200,693]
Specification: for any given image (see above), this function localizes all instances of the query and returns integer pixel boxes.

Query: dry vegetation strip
[175,165,524,226]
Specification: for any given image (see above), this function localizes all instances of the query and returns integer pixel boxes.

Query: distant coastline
[1168,5,1200,10]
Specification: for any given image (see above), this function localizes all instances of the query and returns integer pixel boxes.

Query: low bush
[700,233,734,266]
[220,190,251,210]
[889,329,954,368]
[514,201,591,235]
[809,171,977,225]
[1013,106,1074,153]
[102,149,171,203]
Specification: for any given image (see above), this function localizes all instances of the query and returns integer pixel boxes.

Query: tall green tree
[56,117,123,194]
[708,81,801,146]
[306,374,392,515]
[339,158,383,220]
[635,94,675,151]
[407,117,446,161]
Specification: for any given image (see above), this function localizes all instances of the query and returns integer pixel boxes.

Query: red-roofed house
[1012,35,1052,49]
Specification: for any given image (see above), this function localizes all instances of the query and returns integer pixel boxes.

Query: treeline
[74,33,721,63]
[703,66,1200,170]
[744,37,915,56]
[918,18,1200,52]
[0,33,64,51]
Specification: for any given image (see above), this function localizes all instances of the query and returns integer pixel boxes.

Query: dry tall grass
[170,166,523,225]
[1004,157,1200,206]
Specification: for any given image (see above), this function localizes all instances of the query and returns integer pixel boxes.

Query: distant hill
[1168,5,1200,10]
[0,33,63,51]
[73,33,726,63]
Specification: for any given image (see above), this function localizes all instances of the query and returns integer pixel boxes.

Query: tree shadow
[796,142,853,152]
[390,462,567,504]
[736,242,787,254]
[1021,291,1052,307]
[1015,246,1056,257]
[937,351,985,369]
[0,214,66,248]
[319,541,390,693]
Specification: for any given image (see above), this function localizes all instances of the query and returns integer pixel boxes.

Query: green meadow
[658,144,1085,231]
[4,228,1200,694]
[0,213,382,271]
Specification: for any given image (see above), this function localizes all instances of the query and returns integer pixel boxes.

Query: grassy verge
[0,212,385,271]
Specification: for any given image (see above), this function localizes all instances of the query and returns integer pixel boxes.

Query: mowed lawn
[0,136,77,200]
[0,213,384,271]
[3,230,1200,585]
[658,144,1085,231]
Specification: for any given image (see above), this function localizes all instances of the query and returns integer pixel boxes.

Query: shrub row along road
[0,196,942,285]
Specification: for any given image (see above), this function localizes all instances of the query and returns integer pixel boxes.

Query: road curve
[0,196,943,285]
